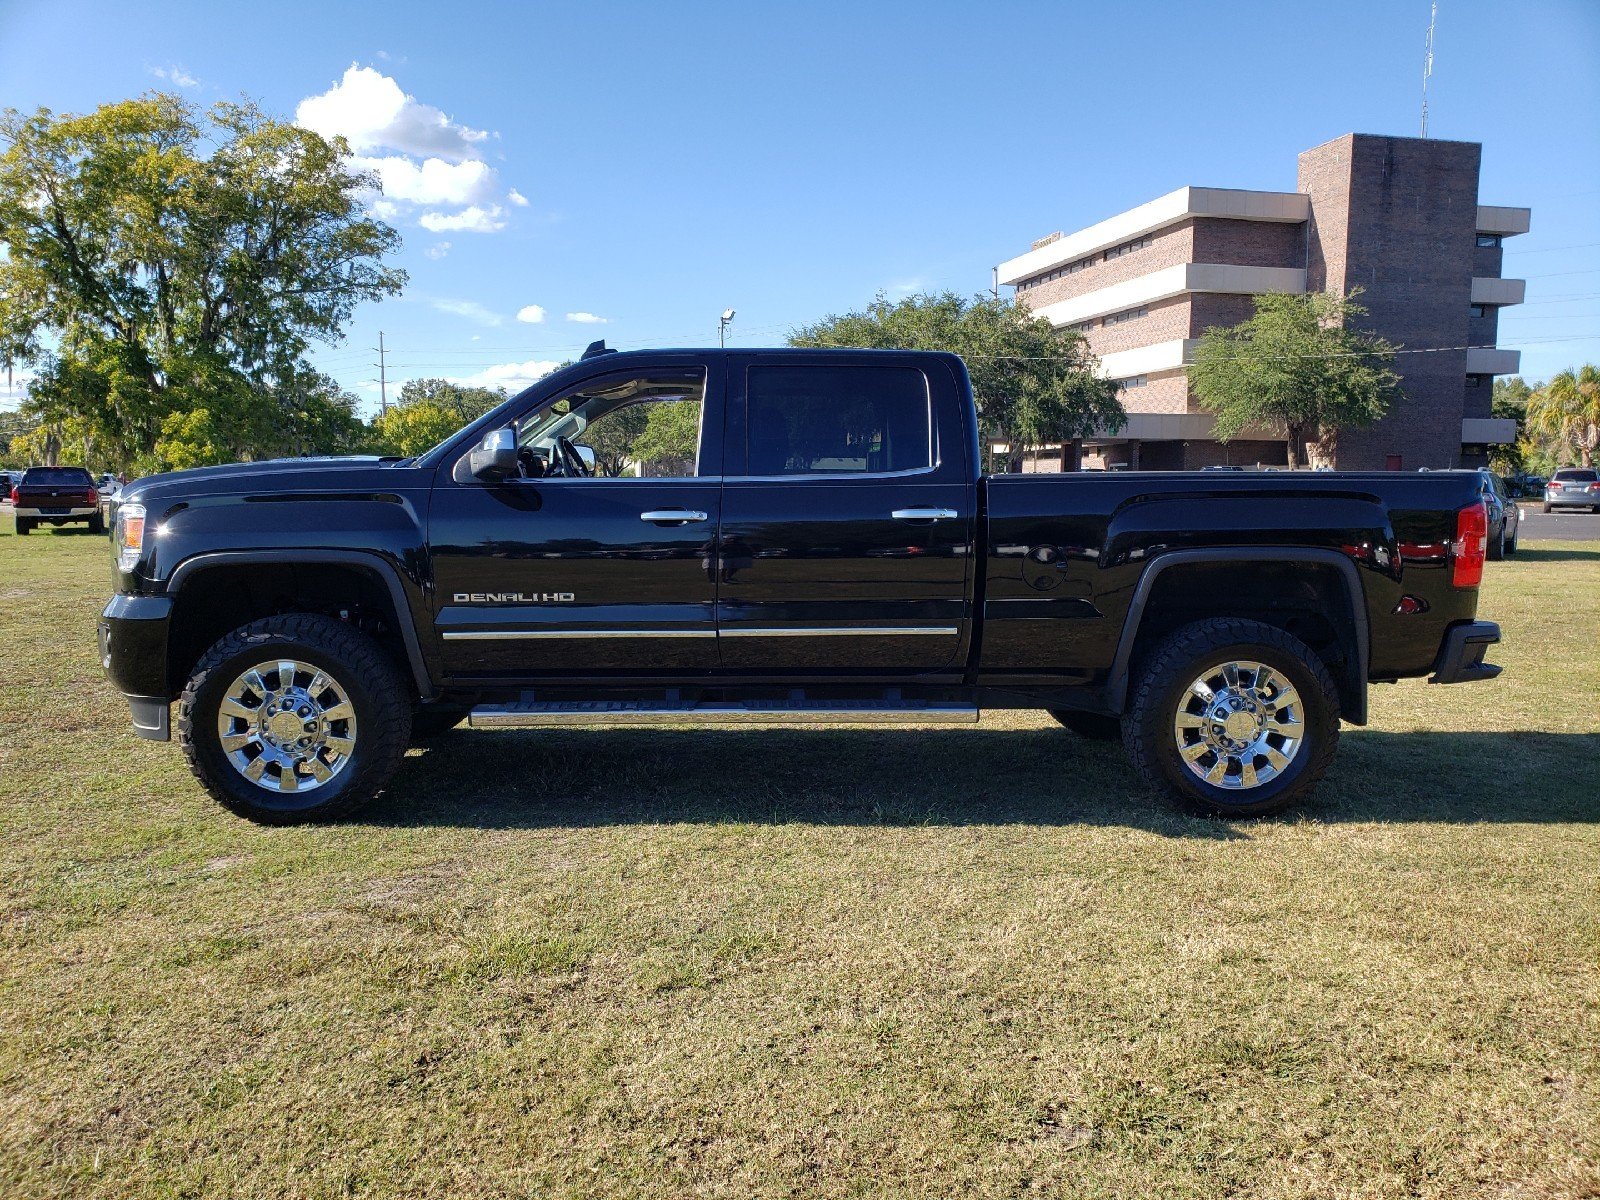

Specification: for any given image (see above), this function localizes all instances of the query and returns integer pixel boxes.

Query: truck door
[427,361,724,680]
[716,354,974,674]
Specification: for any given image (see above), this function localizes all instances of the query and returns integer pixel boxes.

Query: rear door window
[745,365,932,476]
[1554,469,1597,482]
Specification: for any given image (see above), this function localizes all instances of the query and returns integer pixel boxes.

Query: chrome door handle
[640,509,708,524]
[891,507,958,522]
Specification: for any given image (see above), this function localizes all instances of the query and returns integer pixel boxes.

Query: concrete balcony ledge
[1096,339,1197,379]
[1476,205,1531,237]
[1471,277,1526,306]
[1465,346,1521,375]
[998,186,1310,285]
[1031,263,1308,328]
[1462,418,1518,445]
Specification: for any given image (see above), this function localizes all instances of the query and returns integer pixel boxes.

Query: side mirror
[470,427,518,481]
[572,443,597,473]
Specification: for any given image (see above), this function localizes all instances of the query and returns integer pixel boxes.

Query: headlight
[115,503,147,572]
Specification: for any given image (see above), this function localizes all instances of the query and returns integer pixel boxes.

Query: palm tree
[1527,365,1600,467]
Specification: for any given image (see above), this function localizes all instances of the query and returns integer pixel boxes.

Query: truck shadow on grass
[365,726,1600,836]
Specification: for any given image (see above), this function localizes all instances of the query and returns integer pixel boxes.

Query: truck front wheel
[178,614,412,824]
[1123,618,1340,818]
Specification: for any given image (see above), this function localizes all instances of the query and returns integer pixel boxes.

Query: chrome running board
[468,698,980,728]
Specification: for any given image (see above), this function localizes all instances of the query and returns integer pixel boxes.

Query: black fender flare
[165,549,435,700]
[1105,547,1370,725]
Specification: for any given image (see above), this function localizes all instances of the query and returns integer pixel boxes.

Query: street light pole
[719,308,735,348]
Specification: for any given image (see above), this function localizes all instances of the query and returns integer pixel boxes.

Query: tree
[788,292,1124,470]
[1188,291,1402,469]
[0,93,405,471]
[1526,365,1600,468]
[367,378,509,458]
[1489,376,1534,474]
[395,378,506,424]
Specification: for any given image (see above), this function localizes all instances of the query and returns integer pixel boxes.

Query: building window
[1469,303,1487,318]
[1018,252,1101,291]
[1104,235,1153,259]
[1117,375,1148,390]
[1476,234,1502,248]
[1466,374,1490,388]
[1065,320,1095,333]
[1102,305,1148,326]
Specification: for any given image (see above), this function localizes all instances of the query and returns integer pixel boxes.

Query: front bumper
[1428,620,1502,685]
[100,594,175,741]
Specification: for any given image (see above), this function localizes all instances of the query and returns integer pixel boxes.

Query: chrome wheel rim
[1172,659,1304,791]
[215,658,358,795]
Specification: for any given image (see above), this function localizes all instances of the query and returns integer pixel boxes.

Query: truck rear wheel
[178,614,411,824]
[15,517,31,535]
[1123,618,1340,818]
[1048,709,1122,741]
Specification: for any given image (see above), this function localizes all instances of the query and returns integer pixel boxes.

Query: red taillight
[86,489,99,506]
[7,487,16,505]
[1588,483,1600,494]
[1451,501,1488,588]
[1547,482,1561,491]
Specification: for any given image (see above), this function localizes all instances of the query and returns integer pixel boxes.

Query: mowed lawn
[1,521,1597,1200]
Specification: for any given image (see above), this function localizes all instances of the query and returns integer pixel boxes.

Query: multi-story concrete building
[996,133,1528,470]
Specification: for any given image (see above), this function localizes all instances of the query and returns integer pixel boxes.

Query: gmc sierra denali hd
[99,345,1503,824]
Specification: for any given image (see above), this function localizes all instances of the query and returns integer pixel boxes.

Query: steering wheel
[555,435,592,478]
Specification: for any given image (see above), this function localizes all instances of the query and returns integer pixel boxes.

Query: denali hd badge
[453,592,575,603]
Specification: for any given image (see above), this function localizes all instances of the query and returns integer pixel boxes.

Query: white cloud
[149,64,199,87]
[566,311,608,324]
[297,65,523,235]
[451,359,563,392]
[430,298,503,326]
[516,304,546,324]
[424,241,451,260]
[296,64,488,161]
[351,155,495,207]
[419,204,506,233]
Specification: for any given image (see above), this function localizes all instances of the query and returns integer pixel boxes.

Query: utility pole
[1420,0,1437,138]
[373,331,389,414]
[719,309,735,348]
[991,266,999,302]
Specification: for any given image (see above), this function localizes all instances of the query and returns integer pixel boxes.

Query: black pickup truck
[100,345,1502,824]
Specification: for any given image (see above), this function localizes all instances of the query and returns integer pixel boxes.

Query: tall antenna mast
[1420,0,1437,138]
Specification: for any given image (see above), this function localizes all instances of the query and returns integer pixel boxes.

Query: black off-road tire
[410,705,469,741]
[87,512,106,536]
[179,614,412,824]
[1048,709,1123,741]
[1123,618,1341,819]
[15,517,31,535]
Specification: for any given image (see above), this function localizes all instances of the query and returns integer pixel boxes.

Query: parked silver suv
[1543,468,1600,513]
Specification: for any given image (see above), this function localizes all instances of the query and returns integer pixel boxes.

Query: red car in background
[10,465,105,535]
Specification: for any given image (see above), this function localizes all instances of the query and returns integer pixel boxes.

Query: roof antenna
[580,339,616,360]
[1420,0,1437,138]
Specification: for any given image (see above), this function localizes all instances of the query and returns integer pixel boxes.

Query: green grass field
[2,521,1597,1199]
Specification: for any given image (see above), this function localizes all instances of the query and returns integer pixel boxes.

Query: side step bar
[468,699,980,728]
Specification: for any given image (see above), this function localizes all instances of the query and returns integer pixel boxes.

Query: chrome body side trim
[718,626,960,638]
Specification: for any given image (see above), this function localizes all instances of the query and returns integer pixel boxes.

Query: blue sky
[2,0,1597,415]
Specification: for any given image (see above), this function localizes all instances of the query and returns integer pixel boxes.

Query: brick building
[996,133,1528,470]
